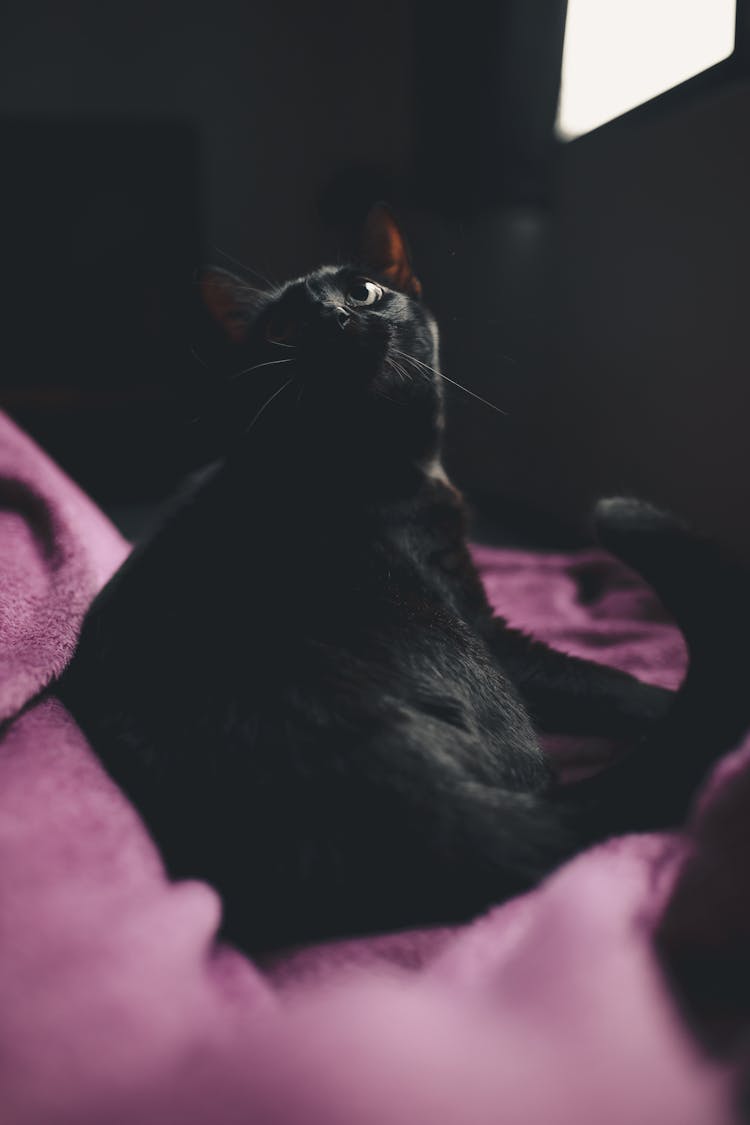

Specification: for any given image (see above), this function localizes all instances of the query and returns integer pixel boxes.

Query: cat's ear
[361,204,422,298]
[199,268,259,343]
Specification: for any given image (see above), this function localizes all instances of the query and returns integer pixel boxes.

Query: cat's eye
[349,280,383,307]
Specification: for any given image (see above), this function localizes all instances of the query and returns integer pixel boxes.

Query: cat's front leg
[486,620,674,737]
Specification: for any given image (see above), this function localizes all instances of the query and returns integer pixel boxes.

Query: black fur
[56,209,750,953]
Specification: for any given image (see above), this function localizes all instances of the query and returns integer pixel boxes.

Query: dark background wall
[432,75,750,557]
[2,1,749,553]
[552,82,750,554]
[0,1,414,272]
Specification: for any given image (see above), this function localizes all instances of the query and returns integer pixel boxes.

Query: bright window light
[557,0,736,140]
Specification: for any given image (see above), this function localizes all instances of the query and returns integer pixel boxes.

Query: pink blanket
[0,410,744,1124]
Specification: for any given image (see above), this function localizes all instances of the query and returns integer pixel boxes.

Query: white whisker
[245,377,296,435]
[229,357,295,381]
[375,387,405,406]
[435,372,507,415]
[189,344,210,370]
[385,358,412,387]
[393,348,507,416]
[210,244,277,289]
[389,357,414,385]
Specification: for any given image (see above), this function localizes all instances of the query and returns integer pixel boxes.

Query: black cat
[57,206,750,953]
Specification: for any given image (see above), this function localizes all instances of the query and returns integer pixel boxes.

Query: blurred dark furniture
[0,117,203,505]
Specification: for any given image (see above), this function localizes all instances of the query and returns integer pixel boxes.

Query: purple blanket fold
[0,410,743,1124]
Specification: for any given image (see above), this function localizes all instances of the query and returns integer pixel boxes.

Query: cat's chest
[278,512,462,621]
[92,476,480,674]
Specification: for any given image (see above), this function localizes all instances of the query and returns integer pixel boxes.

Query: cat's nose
[334,306,351,330]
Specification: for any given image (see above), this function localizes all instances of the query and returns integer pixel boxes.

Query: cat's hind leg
[487,622,674,737]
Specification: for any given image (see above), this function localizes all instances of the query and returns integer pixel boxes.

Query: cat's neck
[229,415,447,507]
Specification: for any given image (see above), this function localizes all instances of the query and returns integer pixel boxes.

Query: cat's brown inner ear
[200,269,251,343]
[361,205,422,297]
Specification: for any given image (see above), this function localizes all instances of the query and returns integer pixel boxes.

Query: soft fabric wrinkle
[0,410,741,1124]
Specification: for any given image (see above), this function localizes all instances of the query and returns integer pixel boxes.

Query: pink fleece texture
[0,410,742,1124]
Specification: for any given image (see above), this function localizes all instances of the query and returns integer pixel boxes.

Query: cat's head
[200,206,443,482]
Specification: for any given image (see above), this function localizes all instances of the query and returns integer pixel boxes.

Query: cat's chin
[293,358,403,411]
